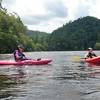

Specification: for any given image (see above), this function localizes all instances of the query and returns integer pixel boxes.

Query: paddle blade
[72,56,81,61]
[72,56,85,62]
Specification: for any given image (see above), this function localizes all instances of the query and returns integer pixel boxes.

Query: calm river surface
[0,51,100,100]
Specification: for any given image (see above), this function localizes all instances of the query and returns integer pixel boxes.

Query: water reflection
[1,52,100,100]
[76,59,100,100]
[0,66,28,99]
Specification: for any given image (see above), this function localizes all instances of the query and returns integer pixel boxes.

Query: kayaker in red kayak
[14,45,29,61]
[85,47,97,59]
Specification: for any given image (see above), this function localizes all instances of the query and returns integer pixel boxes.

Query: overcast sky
[2,0,100,33]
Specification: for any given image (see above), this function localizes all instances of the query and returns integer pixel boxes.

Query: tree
[49,16,100,50]
[95,43,100,50]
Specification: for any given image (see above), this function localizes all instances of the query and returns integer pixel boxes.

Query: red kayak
[85,56,100,65]
[0,59,52,65]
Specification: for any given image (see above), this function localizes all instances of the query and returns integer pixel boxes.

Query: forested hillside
[49,16,100,50]
[0,8,39,53]
[26,30,50,51]
[0,1,49,53]
[1,0,100,53]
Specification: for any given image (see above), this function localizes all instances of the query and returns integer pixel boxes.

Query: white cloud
[2,0,100,32]
[89,0,100,18]
[27,18,66,33]
[44,0,67,18]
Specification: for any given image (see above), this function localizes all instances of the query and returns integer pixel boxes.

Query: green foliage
[0,8,49,53]
[35,43,44,51]
[19,34,35,51]
[95,42,100,50]
[1,4,100,53]
[0,7,50,53]
[49,16,100,50]
[0,9,30,53]
[26,30,50,51]
[0,32,19,53]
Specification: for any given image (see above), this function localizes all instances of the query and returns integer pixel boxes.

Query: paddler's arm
[84,52,88,59]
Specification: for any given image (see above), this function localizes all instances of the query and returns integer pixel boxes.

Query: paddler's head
[88,47,92,52]
[17,44,24,52]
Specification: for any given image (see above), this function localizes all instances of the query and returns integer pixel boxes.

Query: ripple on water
[0,51,100,100]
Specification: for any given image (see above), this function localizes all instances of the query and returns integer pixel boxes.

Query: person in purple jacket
[14,45,28,61]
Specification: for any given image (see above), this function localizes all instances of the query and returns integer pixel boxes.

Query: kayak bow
[0,59,52,65]
[85,56,100,64]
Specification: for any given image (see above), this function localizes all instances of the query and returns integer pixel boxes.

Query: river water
[0,51,100,100]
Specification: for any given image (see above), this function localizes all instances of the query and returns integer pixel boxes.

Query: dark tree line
[48,16,100,50]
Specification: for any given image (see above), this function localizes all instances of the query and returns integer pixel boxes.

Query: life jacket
[13,50,25,61]
[87,52,97,58]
